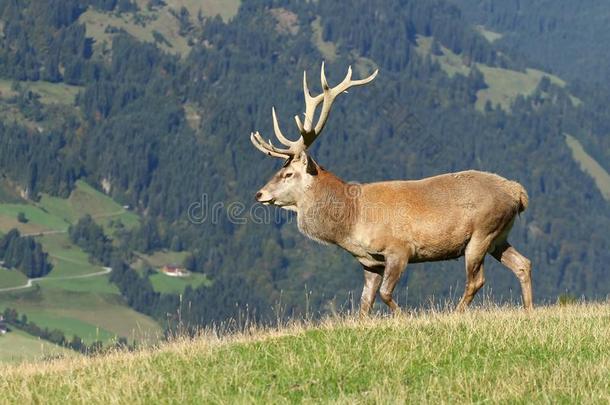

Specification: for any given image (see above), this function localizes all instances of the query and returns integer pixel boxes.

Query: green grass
[14,310,117,344]
[40,275,118,295]
[565,134,610,202]
[0,180,139,237]
[0,239,159,347]
[0,181,156,357]
[0,268,28,289]
[36,233,102,278]
[415,36,470,77]
[183,102,201,131]
[149,272,211,294]
[0,231,117,291]
[136,250,190,268]
[415,35,582,111]
[39,180,140,232]
[0,286,162,346]
[163,0,240,22]
[0,80,81,105]
[81,1,241,57]
[2,303,610,402]
[311,17,337,62]
[134,250,210,293]
[0,204,69,234]
[25,81,81,105]
[80,8,191,57]
[0,179,24,204]
[476,65,568,111]
[475,25,503,42]
[0,330,76,364]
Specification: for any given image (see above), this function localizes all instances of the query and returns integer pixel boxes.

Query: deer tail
[514,182,529,213]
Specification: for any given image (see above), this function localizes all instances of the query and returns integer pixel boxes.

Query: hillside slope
[451,0,610,175]
[0,330,77,364]
[1,0,610,331]
[2,304,610,403]
[0,179,162,350]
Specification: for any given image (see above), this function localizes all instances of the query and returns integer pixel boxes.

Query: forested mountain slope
[0,0,609,331]
[452,0,610,84]
[452,0,610,175]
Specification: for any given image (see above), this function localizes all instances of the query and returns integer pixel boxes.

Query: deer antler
[251,62,378,159]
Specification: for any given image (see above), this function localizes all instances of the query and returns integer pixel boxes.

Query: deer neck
[297,170,359,245]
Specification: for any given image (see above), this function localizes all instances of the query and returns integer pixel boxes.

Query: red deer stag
[251,63,533,316]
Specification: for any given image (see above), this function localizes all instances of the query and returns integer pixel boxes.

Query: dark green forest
[0,229,52,278]
[1,0,609,330]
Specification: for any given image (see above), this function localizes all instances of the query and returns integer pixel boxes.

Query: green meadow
[0,204,69,233]
[0,330,76,364]
[133,251,210,294]
[414,35,582,112]
[0,180,163,354]
[0,286,161,346]
[149,272,211,294]
[0,80,81,105]
[38,180,140,233]
[0,268,28,290]
[2,303,609,403]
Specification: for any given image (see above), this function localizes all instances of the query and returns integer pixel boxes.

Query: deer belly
[410,244,466,263]
[409,227,471,263]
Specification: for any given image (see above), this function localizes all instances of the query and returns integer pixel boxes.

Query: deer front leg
[360,266,383,318]
[379,254,409,314]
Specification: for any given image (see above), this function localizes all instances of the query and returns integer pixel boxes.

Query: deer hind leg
[492,242,533,311]
[456,238,487,312]
[379,254,408,314]
[360,266,383,318]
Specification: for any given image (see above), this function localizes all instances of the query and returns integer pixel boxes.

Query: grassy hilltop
[2,303,610,403]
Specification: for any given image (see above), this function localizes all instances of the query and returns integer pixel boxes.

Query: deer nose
[255,191,263,201]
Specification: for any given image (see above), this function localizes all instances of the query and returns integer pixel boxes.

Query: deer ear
[304,155,318,176]
[298,153,318,175]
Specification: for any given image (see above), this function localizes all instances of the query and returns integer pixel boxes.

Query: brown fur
[256,160,533,315]
[298,170,359,245]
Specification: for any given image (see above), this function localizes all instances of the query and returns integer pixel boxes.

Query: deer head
[252,62,378,210]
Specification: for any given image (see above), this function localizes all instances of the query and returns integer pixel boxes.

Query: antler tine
[272,107,302,150]
[254,131,289,154]
[350,68,378,86]
[251,62,378,158]
[250,131,291,159]
[295,70,313,134]
[320,60,330,90]
[310,64,379,143]
[298,69,324,135]
[302,69,314,102]
[294,114,304,133]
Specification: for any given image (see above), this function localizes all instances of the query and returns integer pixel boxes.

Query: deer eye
[284,172,293,178]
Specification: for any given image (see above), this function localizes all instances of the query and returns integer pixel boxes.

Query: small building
[161,265,189,278]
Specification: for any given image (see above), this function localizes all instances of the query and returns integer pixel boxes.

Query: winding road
[1,208,128,293]
[0,267,112,293]
[21,230,67,237]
